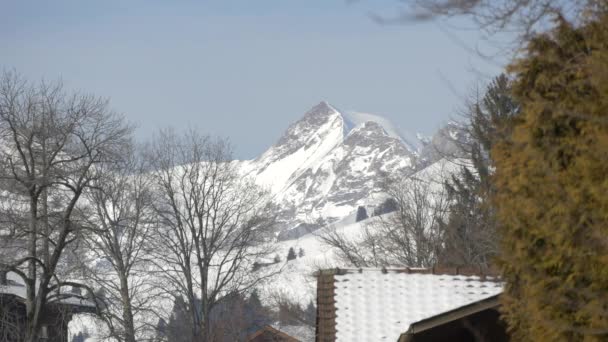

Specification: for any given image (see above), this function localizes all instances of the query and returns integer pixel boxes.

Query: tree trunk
[119,274,136,342]
[200,307,211,342]
[25,195,39,342]
[200,263,209,342]
[42,188,50,269]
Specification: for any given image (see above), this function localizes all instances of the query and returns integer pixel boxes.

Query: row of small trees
[286,247,304,261]
[0,70,278,342]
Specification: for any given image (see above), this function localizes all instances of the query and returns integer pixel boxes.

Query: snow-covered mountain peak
[344,111,423,153]
[344,112,399,138]
[247,102,346,195]
[346,121,392,140]
[239,101,446,238]
[304,101,340,118]
[272,101,343,150]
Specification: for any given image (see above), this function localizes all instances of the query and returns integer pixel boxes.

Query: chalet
[0,270,96,342]
[315,267,508,342]
[246,325,301,342]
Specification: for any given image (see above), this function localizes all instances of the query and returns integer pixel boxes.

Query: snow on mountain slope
[257,215,373,306]
[241,101,346,195]
[256,157,463,307]
[241,102,421,238]
[344,111,424,152]
[280,121,415,225]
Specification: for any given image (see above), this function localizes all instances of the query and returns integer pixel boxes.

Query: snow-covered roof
[0,271,96,308]
[316,268,503,342]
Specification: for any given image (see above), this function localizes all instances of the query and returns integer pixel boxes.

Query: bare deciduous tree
[0,70,131,342]
[319,171,449,268]
[380,0,603,40]
[0,293,22,341]
[80,145,159,342]
[317,224,381,268]
[147,129,277,342]
[373,175,449,267]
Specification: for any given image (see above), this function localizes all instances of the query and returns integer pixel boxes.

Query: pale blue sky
[1,0,504,159]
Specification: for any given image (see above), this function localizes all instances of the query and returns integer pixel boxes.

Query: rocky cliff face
[241,102,423,239]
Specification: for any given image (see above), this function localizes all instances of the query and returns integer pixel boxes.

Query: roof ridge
[314,266,501,278]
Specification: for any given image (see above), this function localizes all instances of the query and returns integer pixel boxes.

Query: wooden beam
[399,295,501,340]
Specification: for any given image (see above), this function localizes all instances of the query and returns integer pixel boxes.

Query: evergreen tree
[155,318,167,341]
[247,289,263,309]
[208,291,249,341]
[355,206,368,222]
[167,297,194,342]
[286,247,297,261]
[439,74,518,269]
[298,248,305,258]
[274,254,281,263]
[246,290,271,331]
[304,300,316,325]
[494,13,608,340]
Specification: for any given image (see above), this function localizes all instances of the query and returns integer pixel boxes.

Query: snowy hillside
[254,157,463,307]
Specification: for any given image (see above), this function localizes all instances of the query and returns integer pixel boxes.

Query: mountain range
[240,101,462,240]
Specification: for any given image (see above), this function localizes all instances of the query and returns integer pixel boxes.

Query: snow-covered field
[257,213,365,306]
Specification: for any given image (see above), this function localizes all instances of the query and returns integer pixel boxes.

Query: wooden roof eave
[397,294,501,342]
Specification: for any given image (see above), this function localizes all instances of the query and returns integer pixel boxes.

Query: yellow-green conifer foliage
[493,12,608,341]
